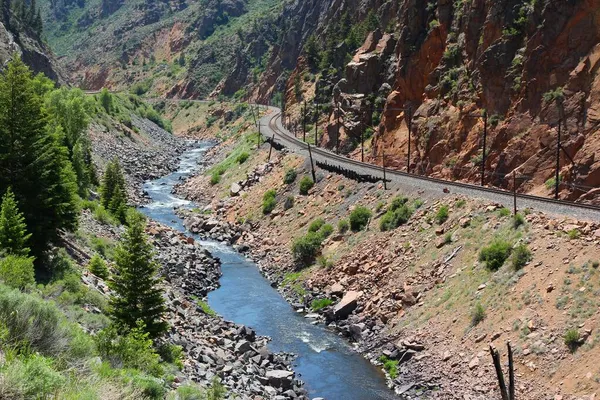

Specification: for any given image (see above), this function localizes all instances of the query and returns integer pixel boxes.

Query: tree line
[1,0,44,36]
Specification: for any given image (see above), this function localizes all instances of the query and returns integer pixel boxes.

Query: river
[139,143,396,400]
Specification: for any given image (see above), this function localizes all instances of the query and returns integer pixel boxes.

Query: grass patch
[311,298,333,311]
[378,355,399,379]
[471,302,486,326]
[435,205,449,224]
[564,329,581,353]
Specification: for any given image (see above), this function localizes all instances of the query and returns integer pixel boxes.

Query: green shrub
[479,239,512,271]
[284,196,295,210]
[320,224,334,238]
[1,353,66,398]
[299,176,314,195]
[349,206,372,232]
[291,232,323,265]
[94,205,118,225]
[262,190,277,214]
[498,207,511,217]
[95,322,163,377]
[513,213,525,228]
[511,244,532,270]
[435,205,449,224]
[0,255,35,289]
[210,171,221,185]
[317,256,333,269]
[157,343,184,369]
[455,199,466,208]
[0,284,90,357]
[175,384,206,400]
[236,152,249,164]
[471,303,486,326]
[196,299,216,317]
[567,229,580,240]
[378,355,399,379]
[88,253,109,279]
[283,169,297,184]
[592,260,600,269]
[311,298,333,311]
[380,197,412,231]
[338,219,350,234]
[308,218,325,233]
[564,329,580,352]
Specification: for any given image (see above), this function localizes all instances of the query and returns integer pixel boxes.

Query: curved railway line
[259,106,600,222]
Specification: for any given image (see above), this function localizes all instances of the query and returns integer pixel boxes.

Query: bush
[380,197,412,231]
[498,207,511,217]
[513,213,525,229]
[349,206,372,232]
[338,219,349,234]
[311,298,333,311]
[308,218,325,233]
[284,196,295,210]
[0,255,35,289]
[511,244,532,270]
[236,152,249,164]
[479,239,512,271]
[95,322,163,376]
[564,329,581,352]
[210,171,221,185]
[317,256,333,269]
[320,224,334,238]
[567,229,580,240]
[262,190,277,214]
[283,169,297,184]
[94,205,118,225]
[471,303,486,326]
[0,284,90,358]
[1,353,66,398]
[435,205,449,224]
[378,355,399,379]
[157,343,184,369]
[299,176,314,195]
[88,253,109,279]
[291,232,323,265]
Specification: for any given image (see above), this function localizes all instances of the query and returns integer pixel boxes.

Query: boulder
[230,182,242,196]
[265,370,294,389]
[333,291,362,319]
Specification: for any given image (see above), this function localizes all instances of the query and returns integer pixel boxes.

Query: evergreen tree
[88,253,109,279]
[99,88,113,114]
[0,57,79,262]
[109,185,128,224]
[303,34,320,70]
[100,158,126,213]
[0,188,31,257]
[109,213,167,338]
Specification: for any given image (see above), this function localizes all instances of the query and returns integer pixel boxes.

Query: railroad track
[259,107,600,222]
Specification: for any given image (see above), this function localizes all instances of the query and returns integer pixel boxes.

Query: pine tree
[100,158,126,212]
[88,253,109,279]
[0,57,79,262]
[109,185,128,224]
[0,188,31,257]
[109,213,167,338]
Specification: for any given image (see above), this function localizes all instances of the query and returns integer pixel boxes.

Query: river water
[139,143,396,400]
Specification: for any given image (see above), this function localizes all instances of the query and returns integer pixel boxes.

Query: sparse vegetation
[236,151,250,164]
[435,205,449,224]
[513,213,525,229]
[338,219,350,234]
[378,355,399,379]
[479,239,512,271]
[299,176,314,195]
[349,206,372,232]
[564,329,581,352]
[380,197,412,232]
[567,229,580,240]
[471,303,486,326]
[308,218,325,233]
[283,169,297,184]
[262,190,277,215]
[511,244,532,270]
[311,298,333,311]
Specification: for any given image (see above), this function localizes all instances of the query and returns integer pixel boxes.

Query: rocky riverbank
[77,210,307,399]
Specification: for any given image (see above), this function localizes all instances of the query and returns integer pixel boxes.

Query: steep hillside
[0,1,66,82]
[39,0,287,97]
[276,0,600,204]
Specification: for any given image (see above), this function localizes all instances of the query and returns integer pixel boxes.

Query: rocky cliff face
[278,0,600,203]
[0,12,66,83]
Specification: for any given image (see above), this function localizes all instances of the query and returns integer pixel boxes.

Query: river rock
[266,370,294,389]
[333,291,362,319]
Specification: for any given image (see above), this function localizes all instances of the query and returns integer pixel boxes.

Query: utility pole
[336,102,341,154]
[267,134,275,162]
[407,106,413,174]
[307,143,316,182]
[555,119,561,200]
[382,151,387,190]
[314,102,319,146]
[257,122,261,150]
[302,101,307,142]
[481,110,488,187]
[513,173,517,216]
